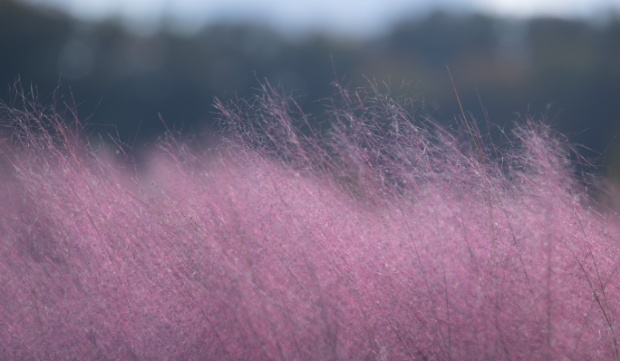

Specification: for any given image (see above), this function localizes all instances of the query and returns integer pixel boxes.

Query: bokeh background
[2,0,620,182]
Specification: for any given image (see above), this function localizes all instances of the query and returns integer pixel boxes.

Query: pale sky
[19,0,620,36]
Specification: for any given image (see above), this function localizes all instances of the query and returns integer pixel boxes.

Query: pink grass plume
[0,84,619,360]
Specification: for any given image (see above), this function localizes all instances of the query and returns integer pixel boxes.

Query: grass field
[1,85,619,360]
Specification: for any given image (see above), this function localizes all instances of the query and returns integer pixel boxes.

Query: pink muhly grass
[0,84,619,360]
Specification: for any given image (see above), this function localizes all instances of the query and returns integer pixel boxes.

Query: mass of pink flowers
[1,85,619,360]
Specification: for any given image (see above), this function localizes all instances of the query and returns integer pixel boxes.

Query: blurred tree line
[2,0,620,180]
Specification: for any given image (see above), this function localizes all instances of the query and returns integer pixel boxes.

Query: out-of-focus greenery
[2,0,620,180]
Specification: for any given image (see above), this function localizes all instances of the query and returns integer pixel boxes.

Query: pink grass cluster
[1,86,619,360]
